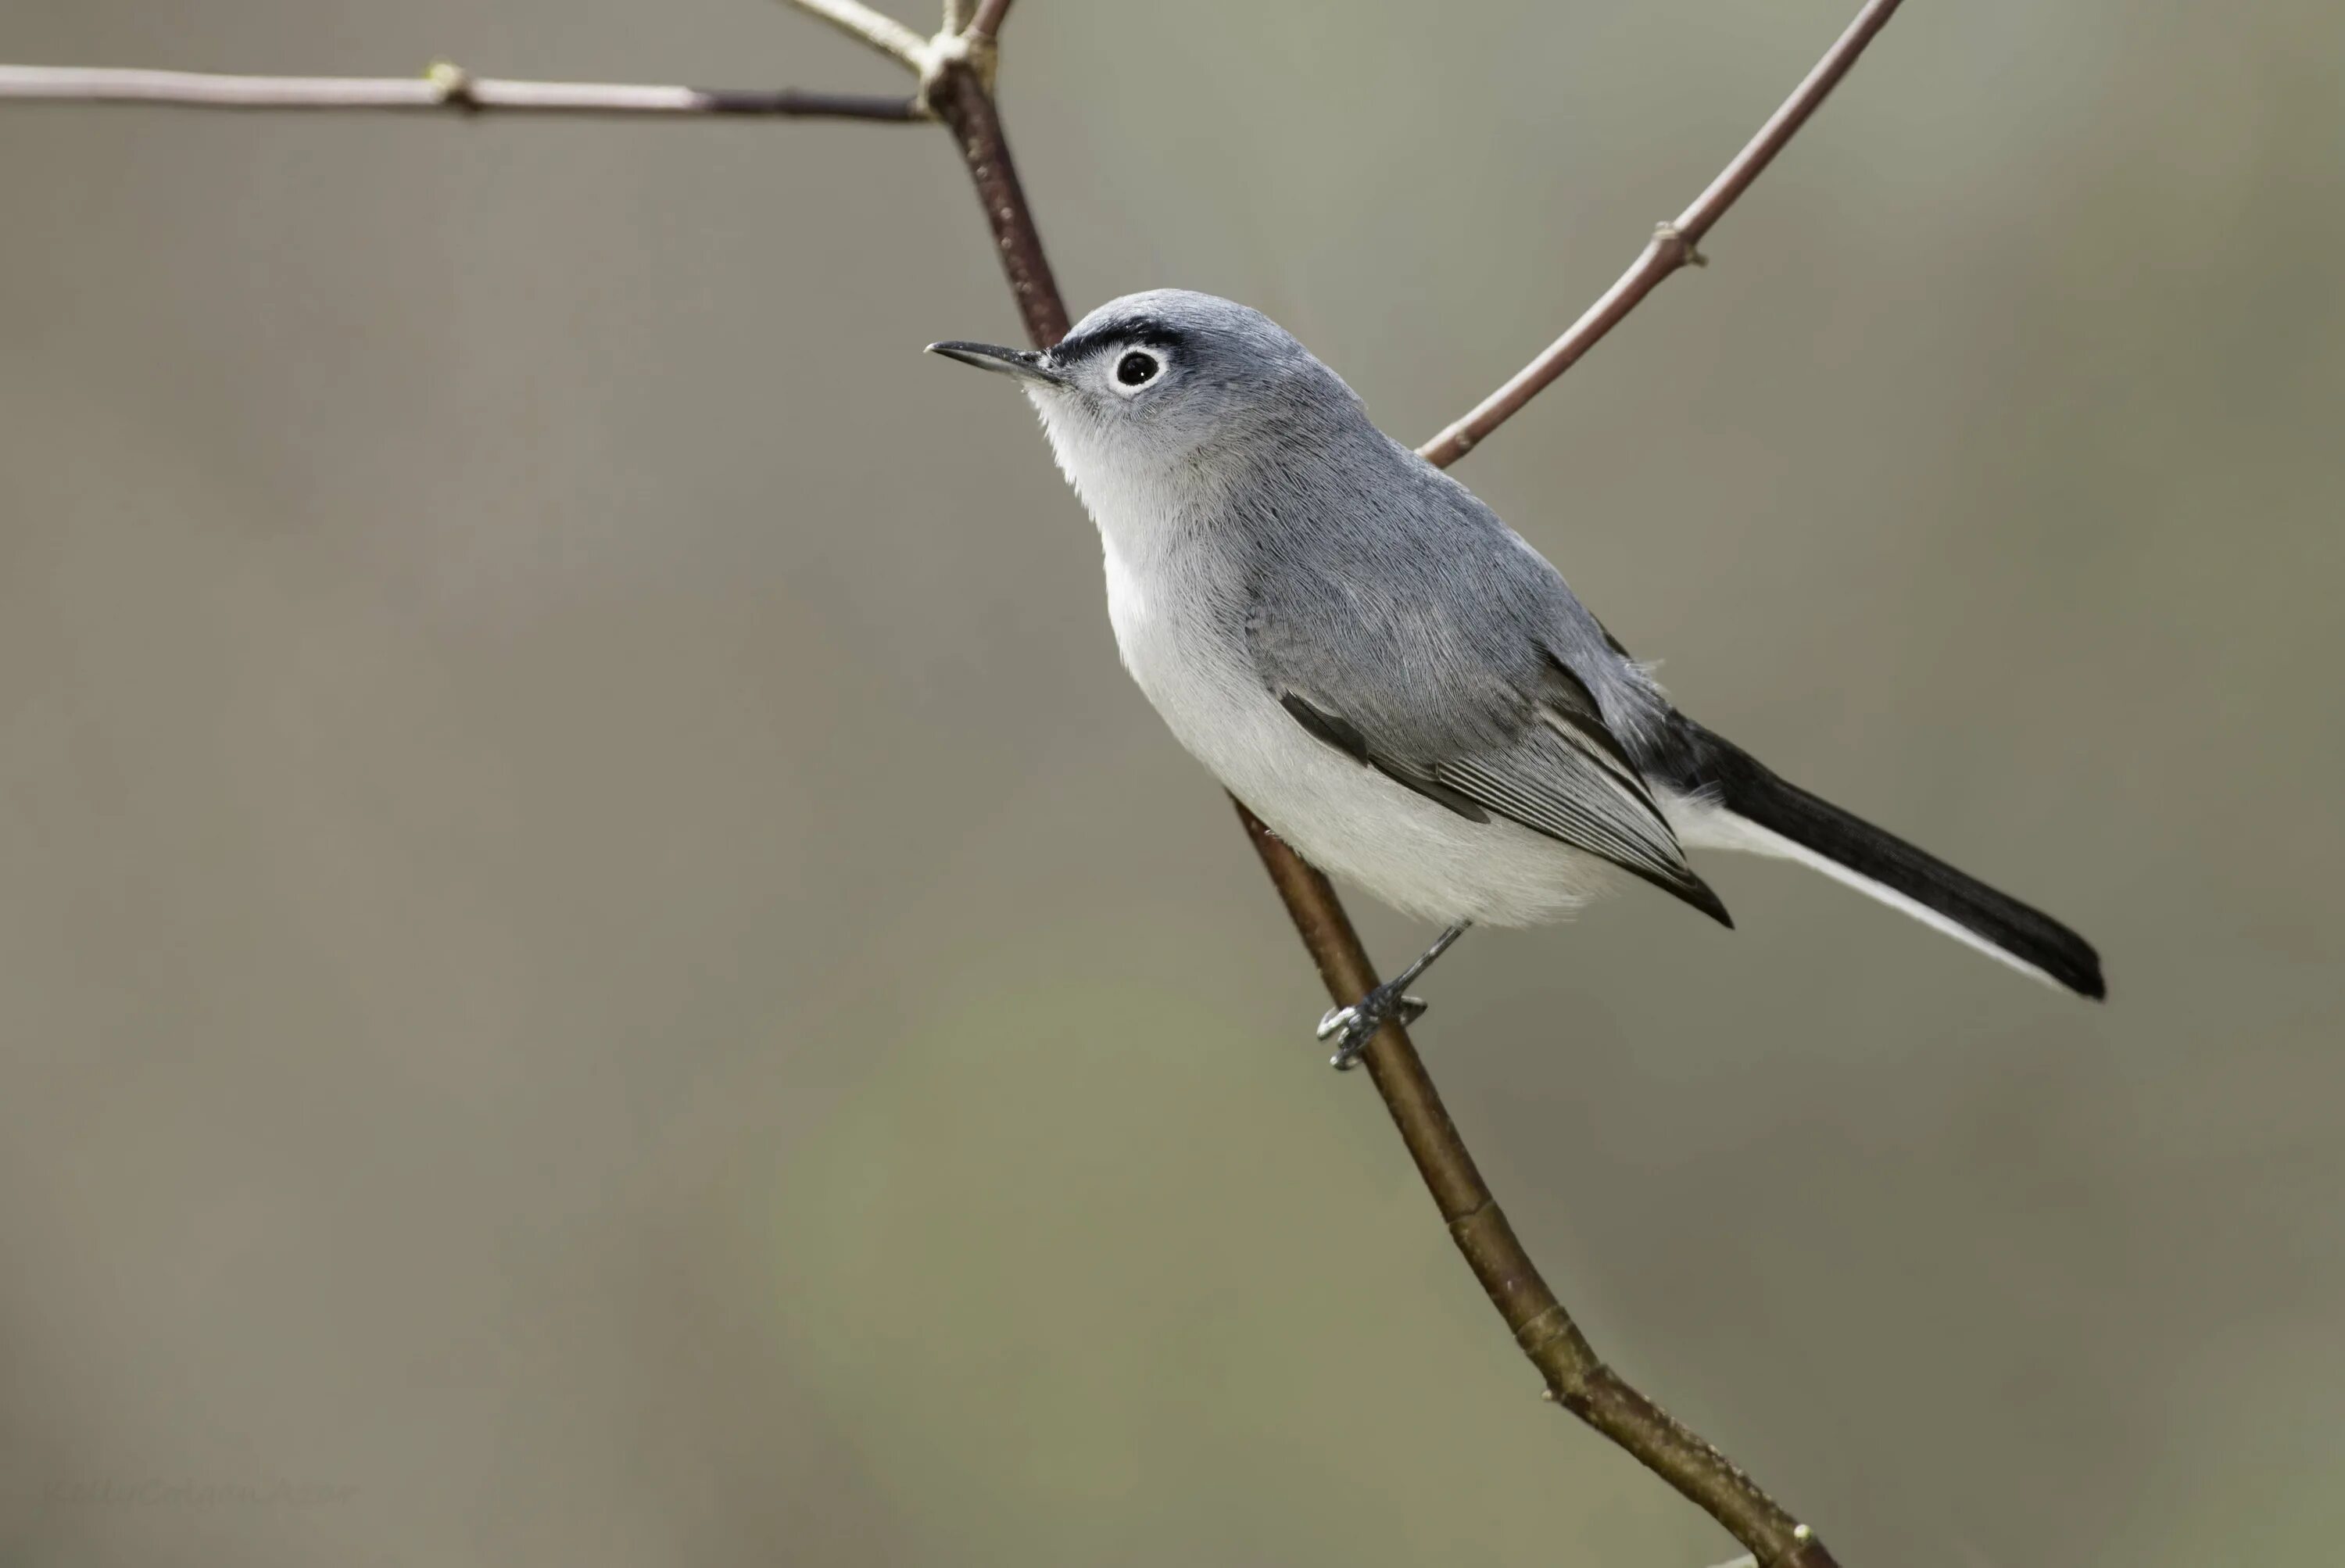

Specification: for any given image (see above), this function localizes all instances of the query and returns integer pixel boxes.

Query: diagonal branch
[966,0,1017,43]
[1238,808,1838,1568]
[925,66,1066,342]
[0,63,922,120]
[1418,0,1906,466]
[783,0,932,70]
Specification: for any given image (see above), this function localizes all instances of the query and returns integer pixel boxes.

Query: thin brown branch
[916,27,1859,1568]
[1418,0,1906,466]
[0,63,921,120]
[966,0,1017,43]
[783,0,932,70]
[924,63,1066,344]
[1235,809,1837,1568]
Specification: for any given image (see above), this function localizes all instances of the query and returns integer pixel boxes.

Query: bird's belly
[1103,564,1612,927]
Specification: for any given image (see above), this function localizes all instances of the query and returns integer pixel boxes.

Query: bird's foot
[1316,983,1429,1071]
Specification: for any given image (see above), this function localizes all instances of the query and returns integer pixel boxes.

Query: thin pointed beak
[925,340,1067,385]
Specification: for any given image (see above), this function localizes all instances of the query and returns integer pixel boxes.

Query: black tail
[1668,718,2105,999]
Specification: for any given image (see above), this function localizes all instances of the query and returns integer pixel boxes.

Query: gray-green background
[2,2,2340,1564]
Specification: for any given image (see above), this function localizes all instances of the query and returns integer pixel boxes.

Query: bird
[928,290,2103,1065]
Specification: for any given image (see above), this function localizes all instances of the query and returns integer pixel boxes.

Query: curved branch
[0,63,922,120]
[1418,0,1906,466]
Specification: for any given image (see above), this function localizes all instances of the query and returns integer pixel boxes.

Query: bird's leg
[1316,922,1472,1070]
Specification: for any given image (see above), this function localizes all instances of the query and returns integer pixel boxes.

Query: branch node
[919,26,996,109]
[424,59,478,112]
[1767,1527,1842,1568]
[1656,220,1708,268]
[1513,1302,1572,1355]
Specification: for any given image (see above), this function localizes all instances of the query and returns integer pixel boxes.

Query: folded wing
[1273,657,1731,927]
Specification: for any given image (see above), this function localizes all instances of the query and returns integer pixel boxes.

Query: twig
[782,0,932,69]
[0,63,922,120]
[1417,0,1906,465]
[966,0,1017,43]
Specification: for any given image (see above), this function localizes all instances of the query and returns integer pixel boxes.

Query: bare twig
[784,0,932,69]
[0,63,921,120]
[1418,0,1906,465]
[966,0,1017,43]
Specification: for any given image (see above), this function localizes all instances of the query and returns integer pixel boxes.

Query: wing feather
[1241,507,1731,926]
[1274,680,1731,926]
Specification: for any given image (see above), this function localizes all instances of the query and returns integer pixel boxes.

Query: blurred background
[2,1,2340,1563]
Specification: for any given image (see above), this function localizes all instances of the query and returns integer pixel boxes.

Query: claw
[1316,990,1428,1069]
[1305,924,1468,1072]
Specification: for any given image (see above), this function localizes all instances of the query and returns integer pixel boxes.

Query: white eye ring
[1111,349,1161,395]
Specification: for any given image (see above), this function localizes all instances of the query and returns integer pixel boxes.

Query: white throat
[1026,388,1211,576]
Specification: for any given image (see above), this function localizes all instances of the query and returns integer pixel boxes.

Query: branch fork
[917,27,997,104]
[786,0,1002,109]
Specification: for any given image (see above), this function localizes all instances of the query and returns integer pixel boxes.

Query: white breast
[1097,537,1617,928]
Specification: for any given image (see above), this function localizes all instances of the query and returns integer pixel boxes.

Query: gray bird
[929,290,2103,1065]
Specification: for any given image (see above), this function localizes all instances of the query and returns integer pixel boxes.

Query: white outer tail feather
[1664,794,2068,992]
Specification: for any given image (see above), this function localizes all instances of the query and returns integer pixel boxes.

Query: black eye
[1115,351,1159,387]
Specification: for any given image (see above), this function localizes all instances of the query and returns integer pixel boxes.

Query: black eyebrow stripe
[1050,318,1187,362]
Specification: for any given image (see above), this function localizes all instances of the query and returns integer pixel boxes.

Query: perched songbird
[929,291,2103,1064]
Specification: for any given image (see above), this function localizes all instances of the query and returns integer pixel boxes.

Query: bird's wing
[1248,592,1730,925]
